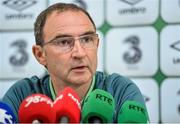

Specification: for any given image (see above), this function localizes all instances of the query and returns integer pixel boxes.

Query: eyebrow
[52,31,96,39]
[81,31,96,36]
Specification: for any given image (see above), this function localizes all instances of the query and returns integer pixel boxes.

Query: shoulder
[95,71,145,108]
[95,71,135,90]
[2,74,50,106]
[3,74,49,98]
[2,74,50,121]
[9,76,47,92]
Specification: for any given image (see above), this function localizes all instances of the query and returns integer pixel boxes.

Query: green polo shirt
[2,71,147,123]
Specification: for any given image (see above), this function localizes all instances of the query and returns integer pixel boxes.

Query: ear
[32,45,47,66]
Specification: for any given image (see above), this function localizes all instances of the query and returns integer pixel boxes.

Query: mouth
[71,65,88,72]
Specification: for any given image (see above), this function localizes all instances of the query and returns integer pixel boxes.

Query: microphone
[0,101,16,124]
[118,100,149,123]
[18,94,56,123]
[82,89,115,123]
[53,87,81,123]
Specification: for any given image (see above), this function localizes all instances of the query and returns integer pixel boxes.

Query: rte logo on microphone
[95,93,113,105]
[128,104,146,115]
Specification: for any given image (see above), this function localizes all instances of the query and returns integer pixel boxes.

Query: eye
[81,35,94,44]
[54,38,73,47]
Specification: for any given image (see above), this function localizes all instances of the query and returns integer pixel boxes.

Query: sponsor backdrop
[0,0,180,123]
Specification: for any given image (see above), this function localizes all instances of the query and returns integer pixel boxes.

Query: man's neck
[49,76,94,101]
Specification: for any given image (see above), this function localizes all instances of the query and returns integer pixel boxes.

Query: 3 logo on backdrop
[2,0,37,20]
[123,35,142,64]
[9,39,29,67]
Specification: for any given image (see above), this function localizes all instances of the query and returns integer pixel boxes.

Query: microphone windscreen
[18,94,56,123]
[82,89,115,123]
[118,100,149,123]
[0,101,16,124]
[53,87,81,123]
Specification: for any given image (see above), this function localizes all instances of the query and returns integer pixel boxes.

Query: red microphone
[18,94,56,123]
[53,87,81,123]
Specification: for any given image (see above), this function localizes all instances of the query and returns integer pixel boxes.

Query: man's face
[42,10,98,85]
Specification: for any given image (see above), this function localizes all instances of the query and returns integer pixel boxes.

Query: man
[2,2,147,122]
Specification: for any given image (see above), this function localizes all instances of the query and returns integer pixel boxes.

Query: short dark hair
[34,2,96,46]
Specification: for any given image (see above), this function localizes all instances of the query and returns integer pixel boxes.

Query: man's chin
[70,78,89,85]
[68,71,92,84]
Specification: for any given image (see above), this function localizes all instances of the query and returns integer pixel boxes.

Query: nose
[71,39,86,58]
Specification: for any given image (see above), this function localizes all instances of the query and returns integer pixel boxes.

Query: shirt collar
[49,75,96,102]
